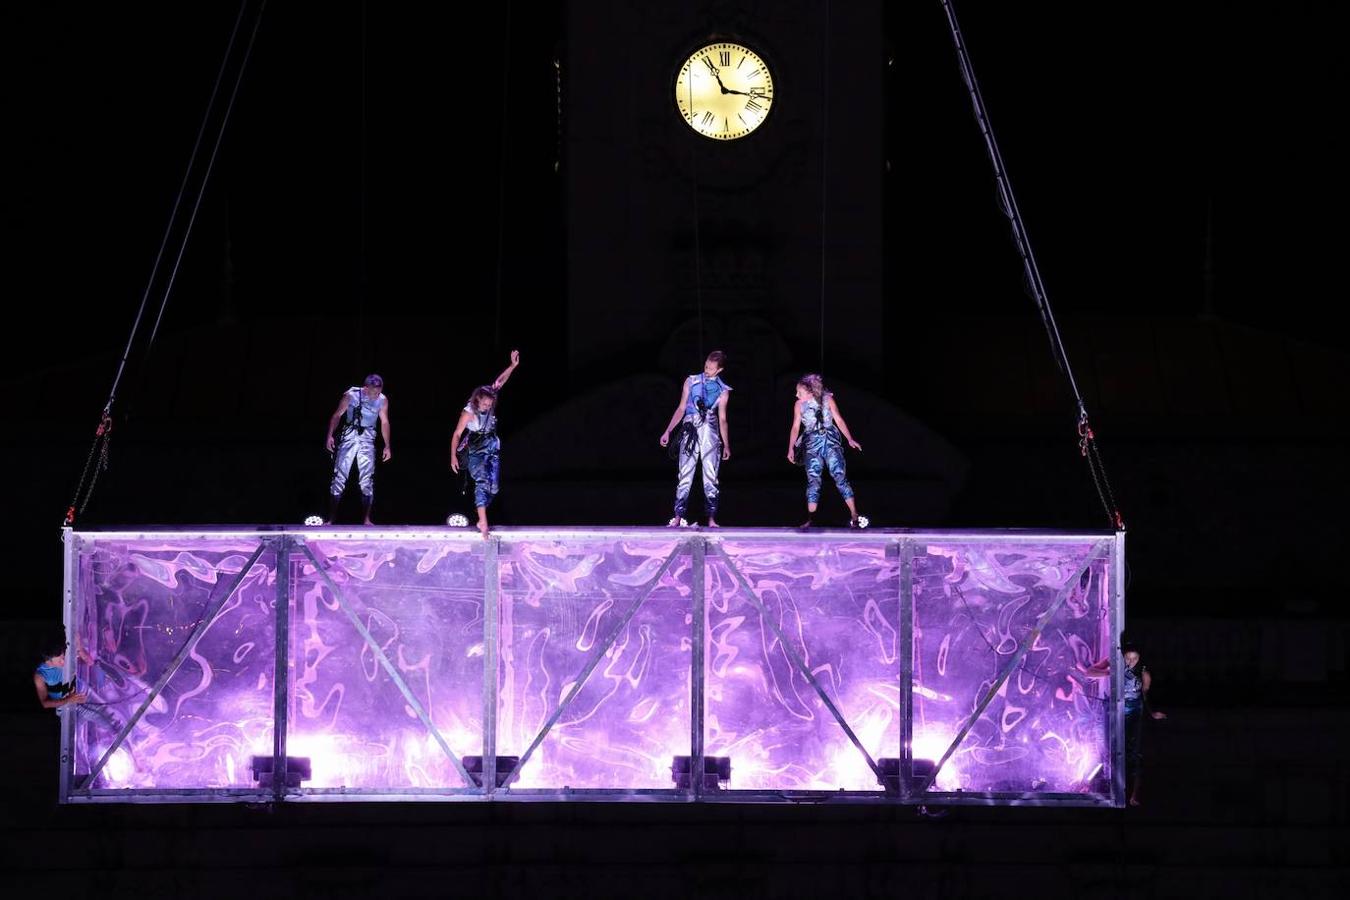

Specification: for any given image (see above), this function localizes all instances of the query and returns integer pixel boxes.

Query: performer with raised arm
[451,350,520,539]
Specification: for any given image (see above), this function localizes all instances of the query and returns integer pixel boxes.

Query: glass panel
[72,539,275,790]
[911,540,1112,797]
[288,538,486,789]
[62,529,1119,805]
[496,537,689,789]
[705,539,901,791]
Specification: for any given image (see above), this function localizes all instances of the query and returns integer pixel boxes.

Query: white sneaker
[667,517,688,528]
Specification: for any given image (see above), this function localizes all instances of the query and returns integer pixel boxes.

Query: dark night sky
[7,2,1341,370]
[892,2,1339,326]
[2,10,1343,891]
[4,2,1344,607]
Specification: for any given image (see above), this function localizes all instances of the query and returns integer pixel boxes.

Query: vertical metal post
[1111,532,1126,806]
[272,537,290,802]
[690,538,705,800]
[482,537,500,797]
[59,529,77,802]
[897,538,914,802]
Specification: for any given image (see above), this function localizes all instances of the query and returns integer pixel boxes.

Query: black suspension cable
[146,0,268,353]
[686,9,706,366]
[686,54,704,366]
[64,0,268,526]
[818,0,831,378]
[939,0,1124,531]
[493,0,513,353]
[692,143,705,365]
[358,0,368,371]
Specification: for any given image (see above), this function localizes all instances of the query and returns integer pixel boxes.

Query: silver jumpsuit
[673,374,731,520]
[331,387,386,500]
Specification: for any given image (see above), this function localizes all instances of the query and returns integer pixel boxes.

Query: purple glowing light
[64,529,1119,803]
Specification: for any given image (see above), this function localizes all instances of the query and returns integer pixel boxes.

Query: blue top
[799,393,836,432]
[36,662,68,699]
[1123,664,1143,703]
[684,374,731,418]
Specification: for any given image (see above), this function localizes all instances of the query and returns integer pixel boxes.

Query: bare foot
[707,519,720,528]
[1128,796,1140,807]
[362,519,374,526]
[800,519,814,528]
[478,520,490,540]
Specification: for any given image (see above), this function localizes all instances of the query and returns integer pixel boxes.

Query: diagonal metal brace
[300,542,477,789]
[711,543,885,786]
[500,540,686,790]
[81,542,269,790]
[914,544,1106,795]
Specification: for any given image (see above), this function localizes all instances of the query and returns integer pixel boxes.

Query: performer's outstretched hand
[75,635,95,666]
[326,434,335,452]
[847,438,862,451]
[509,349,521,367]
[786,449,795,464]
[659,431,670,447]
[450,454,460,475]
[722,445,731,461]
[382,447,392,462]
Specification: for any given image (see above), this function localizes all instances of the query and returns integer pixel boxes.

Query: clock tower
[564,1,884,393]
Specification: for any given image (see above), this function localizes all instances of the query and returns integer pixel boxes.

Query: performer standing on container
[786,373,863,527]
[451,350,520,539]
[659,351,732,527]
[325,374,391,525]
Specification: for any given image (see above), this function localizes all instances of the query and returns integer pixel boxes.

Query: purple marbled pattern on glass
[74,539,276,789]
[64,530,1118,802]
[497,538,690,789]
[911,541,1113,796]
[707,540,901,791]
[290,539,487,789]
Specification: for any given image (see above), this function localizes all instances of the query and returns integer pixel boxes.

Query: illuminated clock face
[674,42,775,141]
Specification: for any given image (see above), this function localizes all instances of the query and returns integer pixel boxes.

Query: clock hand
[702,56,733,93]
